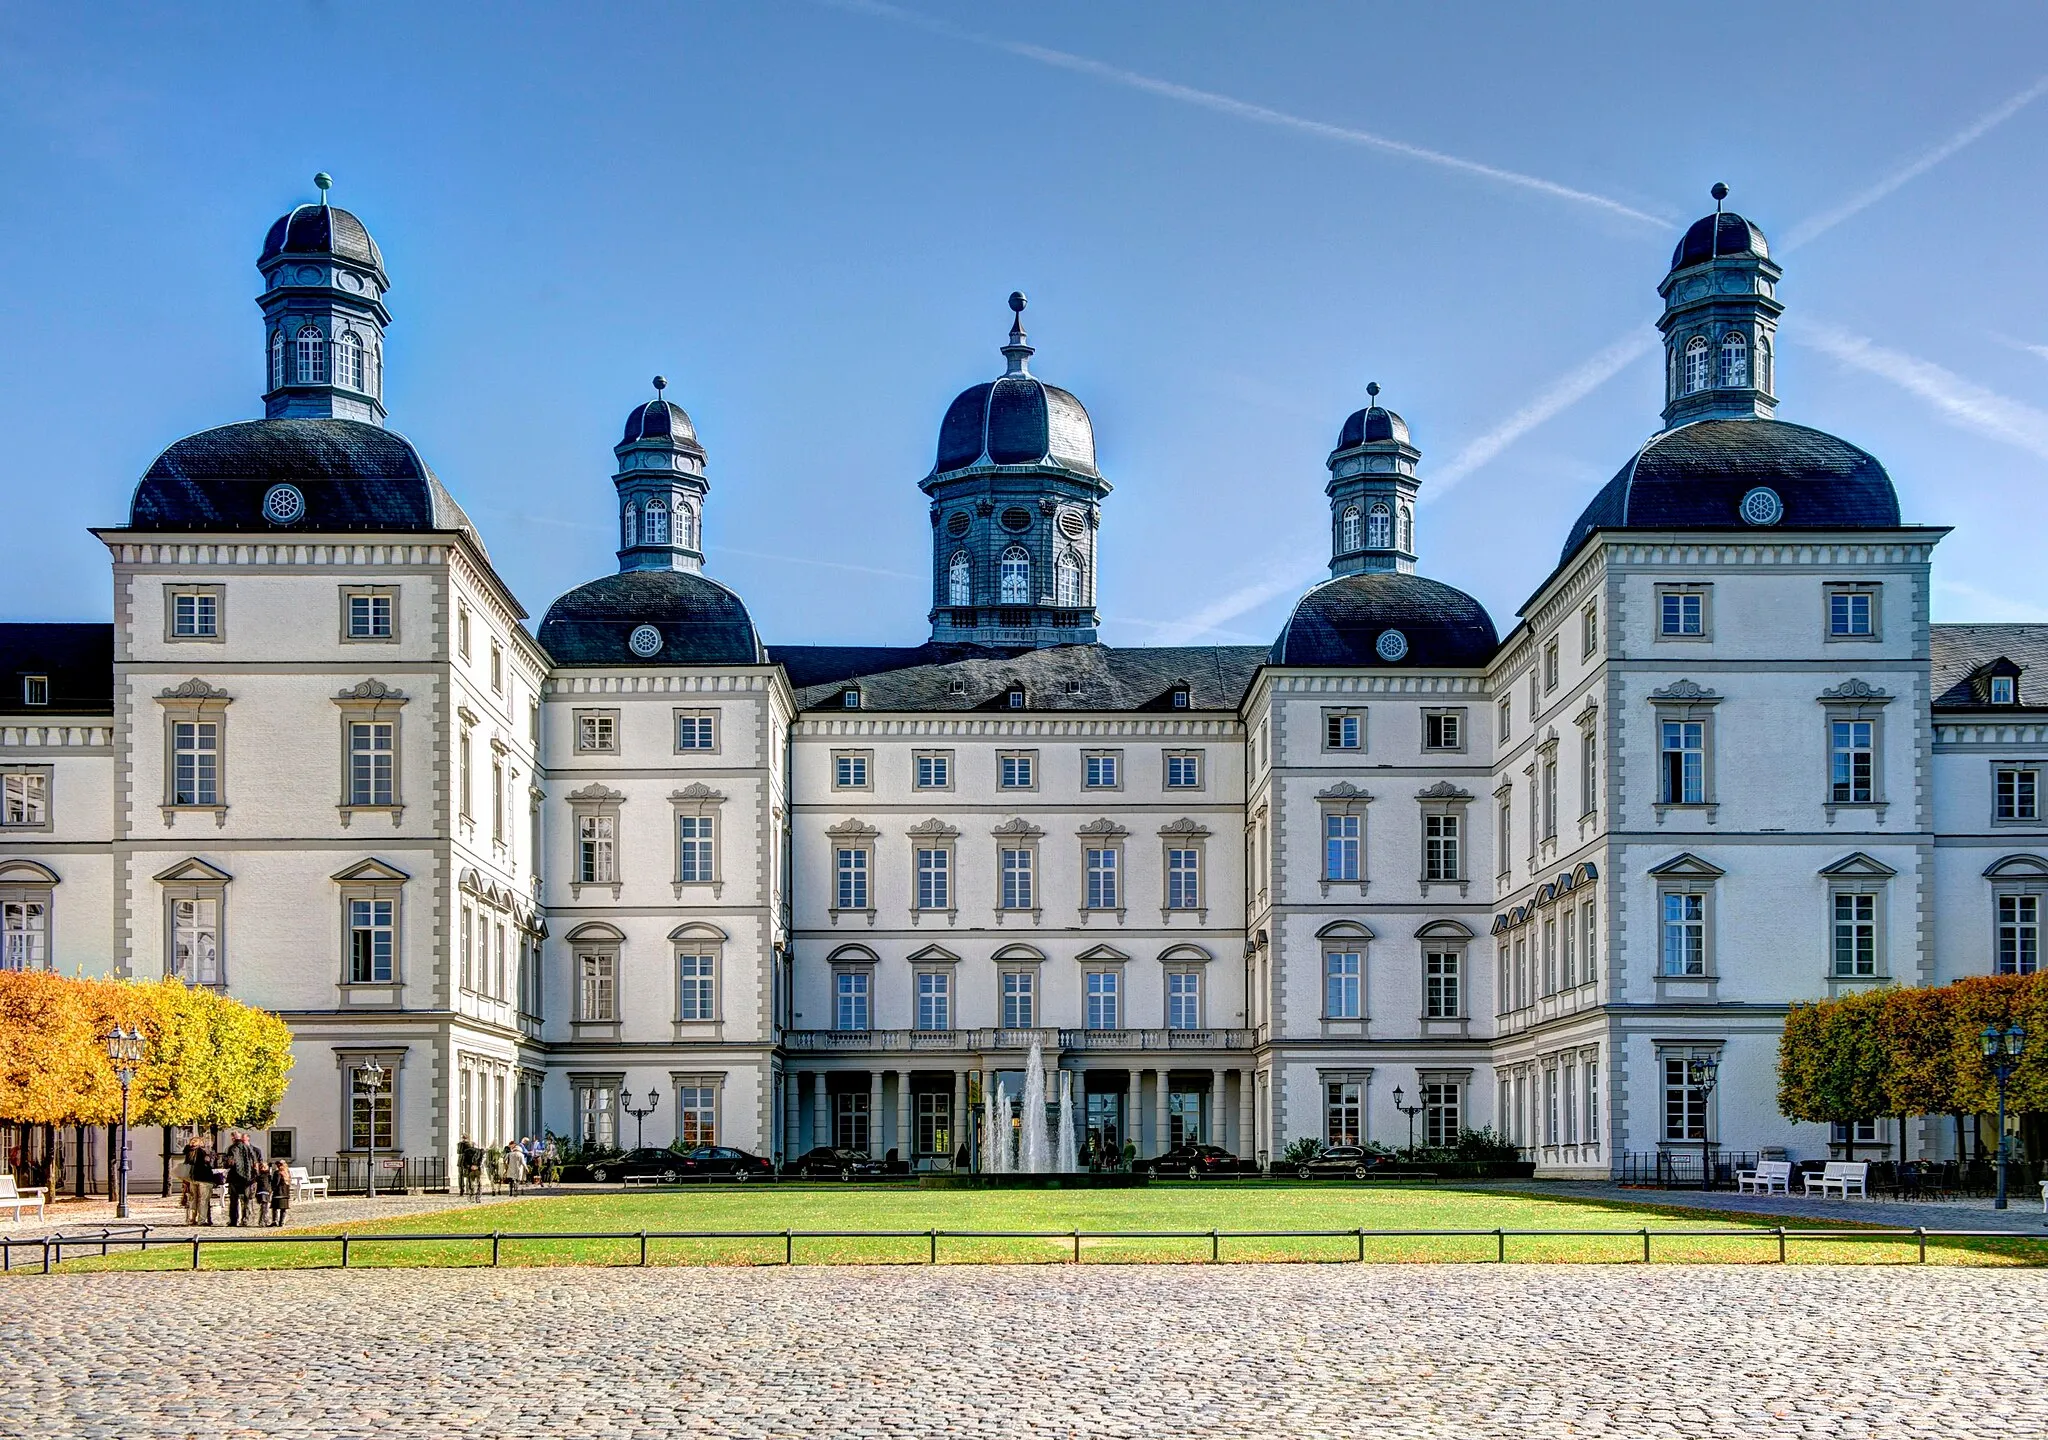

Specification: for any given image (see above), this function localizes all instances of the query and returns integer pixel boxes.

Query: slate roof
[1272,572,1499,669]
[539,570,762,667]
[930,376,1099,480]
[1931,624,2048,710]
[1335,405,1409,450]
[621,398,700,448]
[775,642,1266,713]
[260,204,386,277]
[126,419,484,552]
[1559,419,1901,566]
[0,624,114,716]
[1670,211,1768,271]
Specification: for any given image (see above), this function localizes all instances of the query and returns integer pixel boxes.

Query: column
[868,1070,883,1156]
[895,1071,913,1166]
[953,1070,968,1168]
[1125,1069,1142,1159]
[1154,1069,1170,1155]
[783,1072,801,1165]
[814,1076,831,1152]
[1238,1068,1255,1162]
[1211,1068,1227,1150]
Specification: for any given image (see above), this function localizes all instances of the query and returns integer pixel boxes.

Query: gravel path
[5,1265,2046,1438]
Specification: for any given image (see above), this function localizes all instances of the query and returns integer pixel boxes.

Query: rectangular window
[833,753,869,789]
[460,907,474,991]
[1660,720,1705,804]
[1660,590,1706,637]
[1165,751,1202,788]
[1085,970,1120,1029]
[914,751,951,789]
[1580,730,1598,816]
[1582,601,1598,657]
[574,1084,615,1149]
[347,721,395,806]
[833,1092,871,1151]
[1561,907,1577,989]
[677,1085,717,1147]
[459,732,473,818]
[1542,758,1558,839]
[493,923,507,999]
[1585,1059,1600,1144]
[1542,917,1558,994]
[1325,1081,1362,1148]
[1512,938,1528,1010]
[169,897,220,984]
[1996,768,2039,821]
[676,815,714,883]
[1497,797,1511,875]
[1325,711,1363,750]
[348,898,395,983]
[834,970,871,1031]
[1423,814,1460,880]
[1829,590,1875,637]
[1424,951,1460,1018]
[1543,1069,1560,1146]
[1997,894,2039,975]
[1830,720,1874,804]
[1498,697,1511,742]
[172,721,219,806]
[676,953,716,1021]
[999,753,1034,789]
[490,642,503,693]
[22,676,48,707]
[171,591,218,638]
[1663,1058,1708,1141]
[1992,675,2017,705]
[1423,711,1462,751]
[1543,639,1559,692]
[491,760,505,841]
[578,953,616,1021]
[915,847,950,911]
[1084,848,1119,909]
[346,592,394,639]
[1083,752,1120,788]
[350,1063,396,1151]
[578,815,615,884]
[577,713,616,753]
[1582,898,1598,976]
[1000,969,1035,1029]
[1166,849,1201,909]
[915,970,951,1031]
[1166,971,1201,1029]
[1324,951,1361,1018]
[1324,813,1360,881]
[915,1091,953,1158]
[1832,893,1878,977]
[1,771,49,828]
[457,607,471,658]
[1000,848,1033,909]
[675,711,716,750]
[835,848,869,910]
[1422,1082,1460,1149]
[2,896,50,971]
[1661,893,1706,976]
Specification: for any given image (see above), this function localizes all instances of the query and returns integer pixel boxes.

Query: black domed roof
[1272,572,1499,669]
[621,398,699,447]
[1560,419,1900,565]
[931,376,1098,478]
[538,570,761,667]
[1670,212,1768,271]
[261,204,385,274]
[1336,405,1410,449]
[129,419,482,551]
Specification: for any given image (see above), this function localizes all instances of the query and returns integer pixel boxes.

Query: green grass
[34,1183,2048,1273]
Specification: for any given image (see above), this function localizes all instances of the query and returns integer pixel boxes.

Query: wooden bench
[1802,1161,1868,1198]
[1735,1160,1792,1194]
[0,1175,47,1222]
[287,1166,329,1201]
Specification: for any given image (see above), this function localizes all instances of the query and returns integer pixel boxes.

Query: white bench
[1802,1161,1868,1199]
[287,1166,329,1201]
[0,1175,46,1222]
[1735,1160,1792,1194]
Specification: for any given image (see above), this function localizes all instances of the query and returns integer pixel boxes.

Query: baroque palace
[2,184,2040,1178]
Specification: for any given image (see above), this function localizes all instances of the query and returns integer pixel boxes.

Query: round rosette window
[627,623,664,658]
[1374,629,1410,662]
[261,484,306,525]
[1739,486,1784,526]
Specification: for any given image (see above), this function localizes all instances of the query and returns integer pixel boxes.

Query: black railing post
[929,1229,938,1265]
[1495,1229,1505,1263]
[639,1230,648,1267]
[340,1235,350,1269]
[1776,1226,1786,1264]
[784,1228,793,1265]
[1916,1226,1926,1264]
[1210,1228,1219,1262]
[1641,1227,1650,1263]
[491,1232,501,1267]
[1356,1227,1364,1263]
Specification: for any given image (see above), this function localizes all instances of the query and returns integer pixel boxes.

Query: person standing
[185,1141,216,1226]
[457,1136,480,1201]
[503,1140,527,1198]
[224,1132,259,1226]
[268,1158,293,1227]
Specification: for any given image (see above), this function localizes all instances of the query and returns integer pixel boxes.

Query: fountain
[1055,1070,1079,1173]
[1020,1044,1051,1173]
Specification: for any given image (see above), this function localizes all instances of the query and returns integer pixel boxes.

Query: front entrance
[915,1090,953,1163]
[1168,1086,1208,1147]
[1084,1089,1125,1161]
[833,1091,870,1151]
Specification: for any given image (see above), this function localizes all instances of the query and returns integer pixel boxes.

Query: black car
[1293,1145,1387,1181]
[783,1146,884,1180]
[678,1145,775,1182]
[582,1147,691,1184]
[1140,1144,1247,1180]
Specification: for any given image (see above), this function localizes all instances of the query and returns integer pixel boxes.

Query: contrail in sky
[820,0,1670,227]
[1797,320,2048,463]
[1146,556,1328,647]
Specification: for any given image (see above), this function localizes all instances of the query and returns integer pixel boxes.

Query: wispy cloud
[1992,333,2048,364]
[1935,579,2047,623]
[1782,72,2048,252]
[1798,320,2048,462]
[820,0,1670,228]
[1144,554,1327,645]
[717,545,923,583]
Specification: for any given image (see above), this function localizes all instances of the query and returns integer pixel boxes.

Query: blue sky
[4,3,2047,646]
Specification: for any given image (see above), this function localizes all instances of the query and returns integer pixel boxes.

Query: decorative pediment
[1571,861,1600,885]
[334,678,407,703]
[330,858,411,885]
[1414,919,1474,940]
[1820,678,1890,703]
[991,942,1046,963]
[826,818,880,839]
[567,783,626,805]
[1818,851,1898,879]
[907,818,960,839]
[1075,943,1130,963]
[905,943,961,964]
[1076,818,1128,838]
[1414,781,1473,802]
[990,817,1044,838]
[157,678,232,702]
[1574,697,1600,727]
[1647,851,1726,879]
[827,943,879,964]
[564,921,626,944]
[1157,942,1213,964]
[1983,853,2048,879]
[0,859,60,885]
[458,866,487,896]
[1535,881,1560,905]
[1316,780,1373,802]
[1490,913,1513,935]
[668,921,730,943]
[1158,817,1212,839]
[1650,679,1719,703]
[1315,919,1375,941]
[669,782,726,805]
[457,705,480,727]
[153,856,233,884]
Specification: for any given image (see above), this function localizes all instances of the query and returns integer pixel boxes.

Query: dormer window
[842,688,861,709]
[1007,688,1025,710]
[1718,331,1748,388]
[1682,335,1709,395]
[1339,506,1362,553]
[1172,688,1190,709]
[295,324,327,384]
[1367,503,1392,549]
[22,676,49,707]
[1992,675,2017,705]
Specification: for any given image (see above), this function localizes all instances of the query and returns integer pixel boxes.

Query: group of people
[456,1136,556,1199]
[178,1132,294,1227]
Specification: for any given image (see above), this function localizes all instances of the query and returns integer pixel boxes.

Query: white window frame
[832,750,873,792]
[575,709,620,754]
[913,749,954,791]
[341,586,398,643]
[1421,709,1465,754]
[1,768,51,832]
[674,709,718,753]
[165,585,223,643]
[1655,585,1711,641]
[997,751,1037,790]
[1994,764,2042,824]
[1164,750,1203,790]
[1825,584,1880,642]
[1082,750,1122,791]
[1323,708,1366,752]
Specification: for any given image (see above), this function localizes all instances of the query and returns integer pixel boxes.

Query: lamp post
[360,1058,388,1201]
[620,1087,660,1150]
[104,1025,145,1220]
[1979,1023,2026,1210]
[1391,1085,1424,1159]
[1686,1055,1720,1191]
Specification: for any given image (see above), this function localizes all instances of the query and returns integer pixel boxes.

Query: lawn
[37,1182,2046,1272]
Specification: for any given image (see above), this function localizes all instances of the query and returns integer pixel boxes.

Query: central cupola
[1659,183,1782,428]
[614,376,708,573]
[1326,381,1422,576]
[921,293,1110,649]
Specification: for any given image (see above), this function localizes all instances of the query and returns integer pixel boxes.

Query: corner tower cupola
[1326,382,1422,576]
[921,293,1111,649]
[1659,183,1782,428]
[614,377,709,573]
[257,174,391,424]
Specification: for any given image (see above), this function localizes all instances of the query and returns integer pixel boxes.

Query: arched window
[621,503,638,549]
[999,546,1031,604]
[1682,335,1709,395]
[1756,334,1772,393]
[365,340,381,398]
[269,331,285,391]
[679,504,699,551]
[1367,503,1392,549]
[295,324,328,384]
[1718,331,1748,388]
[1055,551,1083,606]
[1340,506,1362,552]
[335,330,364,391]
[643,497,670,545]
[947,551,971,606]
[1399,506,1413,553]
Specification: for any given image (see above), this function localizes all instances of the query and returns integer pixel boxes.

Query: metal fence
[1614,1151,1762,1188]
[301,1155,449,1195]
[8,1222,2043,1275]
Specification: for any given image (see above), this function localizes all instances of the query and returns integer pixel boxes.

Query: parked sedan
[581,1148,691,1184]
[1293,1145,1388,1181]
[1141,1144,1248,1180]
[678,1145,775,1182]
[783,1146,884,1180]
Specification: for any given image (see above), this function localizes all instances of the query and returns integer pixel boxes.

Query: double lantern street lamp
[360,1058,389,1200]
[104,1026,146,1220]
[1686,1055,1721,1192]
[1391,1086,1425,1159]
[1980,1023,2026,1210]
[619,1088,661,1150]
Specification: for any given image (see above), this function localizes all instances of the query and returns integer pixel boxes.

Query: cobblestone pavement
[6,1265,2046,1439]
[1472,1180,2048,1233]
